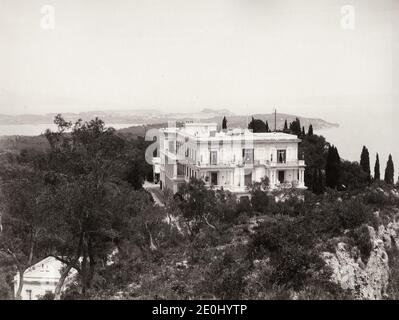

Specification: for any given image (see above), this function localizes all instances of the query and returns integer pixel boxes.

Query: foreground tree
[38,115,151,298]
[177,178,218,235]
[384,154,395,185]
[0,165,48,299]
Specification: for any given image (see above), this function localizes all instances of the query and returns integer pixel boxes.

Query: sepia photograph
[0,0,398,310]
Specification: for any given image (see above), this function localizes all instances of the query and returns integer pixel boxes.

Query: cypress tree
[384,154,394,184]
[326,146,334,188]
[360,146,371,181]
[296,118,301,136]
[312,168,324,194]
[222,116,227,130]
[374,153,380,181]
[301,126,305,137]
[265,121,269,132]
[326,145,341,189]
[308,124,313,136]
[283,120,288,132]
[289,118,301,136]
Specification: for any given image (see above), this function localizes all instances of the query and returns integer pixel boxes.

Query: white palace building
[154,122,306,197]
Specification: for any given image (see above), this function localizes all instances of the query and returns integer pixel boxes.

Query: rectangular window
[210,151,218,165]
[277,150,286,163]
[242,149,254,164]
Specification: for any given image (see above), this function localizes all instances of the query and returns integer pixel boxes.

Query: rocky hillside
[322,188,399,300]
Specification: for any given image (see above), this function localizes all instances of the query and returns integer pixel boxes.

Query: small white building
[13,256,66,300]
[155,122,306,196]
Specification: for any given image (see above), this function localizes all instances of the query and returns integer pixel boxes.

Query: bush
[248,217,325,290]
[350,224,373,263]
[251,190,272,214]
[200,251,248,299]
[271,246,325,290]
[236,196,252,215]
[339,199,377,230]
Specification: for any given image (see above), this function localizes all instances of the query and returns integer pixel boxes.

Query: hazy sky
[0,0,398,115]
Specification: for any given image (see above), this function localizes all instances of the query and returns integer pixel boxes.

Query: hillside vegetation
[0,115,397,300]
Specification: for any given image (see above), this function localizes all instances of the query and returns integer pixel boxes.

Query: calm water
[312,106,398,179]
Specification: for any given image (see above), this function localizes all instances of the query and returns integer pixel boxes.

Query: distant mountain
[0,109,338,131]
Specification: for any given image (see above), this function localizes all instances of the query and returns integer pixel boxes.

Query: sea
[0,123,139,136]
[300,105,398,179]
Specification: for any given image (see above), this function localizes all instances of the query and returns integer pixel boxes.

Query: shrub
[251,190,271,214]
[248,217,325,290]
[236,196,252,215]
[339,199,376,230]
[200,251,248,299]
[349,224,373,263]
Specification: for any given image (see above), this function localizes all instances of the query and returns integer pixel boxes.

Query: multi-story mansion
[155,122,306,196]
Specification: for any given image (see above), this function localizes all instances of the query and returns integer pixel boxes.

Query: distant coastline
[0,109,338,136]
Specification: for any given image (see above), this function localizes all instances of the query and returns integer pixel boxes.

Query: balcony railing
[197,161,236,168]
[194,159,305,168]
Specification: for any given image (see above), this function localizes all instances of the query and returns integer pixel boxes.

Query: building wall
[16,280,58,300]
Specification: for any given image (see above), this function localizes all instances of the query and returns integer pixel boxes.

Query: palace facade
[154,122,306,196]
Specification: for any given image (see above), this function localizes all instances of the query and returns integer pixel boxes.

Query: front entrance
[211,172,218,185]
[278,170,285,183]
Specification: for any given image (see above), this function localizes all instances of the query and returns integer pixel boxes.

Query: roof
[159,123,301,142]
[13,256,64,282]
